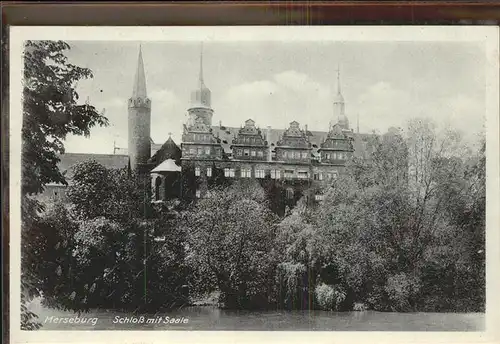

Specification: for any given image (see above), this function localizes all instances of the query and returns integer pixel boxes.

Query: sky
[61,40,486,154]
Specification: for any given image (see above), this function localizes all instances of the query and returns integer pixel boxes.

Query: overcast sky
[62,40,486,154]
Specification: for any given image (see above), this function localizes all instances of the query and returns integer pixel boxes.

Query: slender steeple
[336,64,342,95]
[332,64,348,130]
[199,42,205,90]
[357,112,360,134]
[189,42,212,111]
[333,64,344,103]
[132,44,147,99]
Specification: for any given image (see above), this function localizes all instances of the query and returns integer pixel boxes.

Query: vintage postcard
[8,26,500,344]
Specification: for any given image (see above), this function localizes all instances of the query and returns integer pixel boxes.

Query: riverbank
[27,300,484,331]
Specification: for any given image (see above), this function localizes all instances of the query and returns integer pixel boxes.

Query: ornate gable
[277,121,310,148]
[232,119,267,146]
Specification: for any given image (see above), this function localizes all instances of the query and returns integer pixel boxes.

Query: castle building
[41,46,374,210]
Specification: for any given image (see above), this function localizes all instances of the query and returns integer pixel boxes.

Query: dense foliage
[272,120,485,312]
[21,40,108,329]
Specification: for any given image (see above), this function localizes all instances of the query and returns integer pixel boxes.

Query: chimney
[219,120,222,128]
[267,126,272,162]
[305,124,308,133]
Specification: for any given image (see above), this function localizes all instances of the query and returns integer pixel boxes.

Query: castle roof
[211,124,375,159]
[149,136,182,166]
[151,158,181,173]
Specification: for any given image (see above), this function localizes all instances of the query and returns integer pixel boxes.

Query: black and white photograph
[8,26,500,343]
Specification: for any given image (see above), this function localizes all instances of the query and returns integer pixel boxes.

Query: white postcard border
[8,25,500,344]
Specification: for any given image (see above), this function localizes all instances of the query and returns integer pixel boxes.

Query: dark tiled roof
[210,125,375,158]
[149,137,182,166]
[52,153,129,185]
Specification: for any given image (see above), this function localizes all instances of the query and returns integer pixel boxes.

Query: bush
[384,273,421,312]
[315,283,346,311]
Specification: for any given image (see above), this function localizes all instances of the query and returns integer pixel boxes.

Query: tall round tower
[187,43,214,127]
[128,45,151,171]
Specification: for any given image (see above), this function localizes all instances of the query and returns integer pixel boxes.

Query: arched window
[155,176,162,201]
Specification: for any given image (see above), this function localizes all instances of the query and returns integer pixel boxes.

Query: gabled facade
[231,119,269,162]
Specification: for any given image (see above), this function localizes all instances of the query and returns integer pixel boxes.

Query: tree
[184,180,279,309]
[21,40,108,329]
[30,162,190,313]
[66,161,143,222]
[22,40,108,196]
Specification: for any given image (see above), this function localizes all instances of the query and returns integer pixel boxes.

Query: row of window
[193,166,338,180]
[323,152,350,160]
[237,136,263,144]
[188,147,222,156]
[280,151,309,159]
[195,187,324,201]
[235,148,265,158]
[192,134,212,142]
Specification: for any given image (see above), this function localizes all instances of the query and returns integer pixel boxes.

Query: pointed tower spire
[199,42,205,89]
[132,44,147,99]
[336,63,342,95]
[357,112,360,134]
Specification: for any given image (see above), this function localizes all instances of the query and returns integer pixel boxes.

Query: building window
[286,188,294,200]
[332,171,339,179]
[319,172,323,181]
[207,167,212,177]
[205,147,211,155]
[244,149,250,156]
[315,194,324,201]
[298,171,308,179]
[196,189,201,198]
[284,170,294,179]
[327,173,332,180]
[241,168,251,178]
[193,134,197,141]
[197,147,203,155]
[271,170,281,179]
[326,153,331,160]
[251,150,256,157]
[236,149,242,156]
[301,152,308,159]
[255,169,265,178]
[257,151,264,158]
[190,148,196,154]
[313,173,319,180]
[224,168,235,177]
[195,167,201,176]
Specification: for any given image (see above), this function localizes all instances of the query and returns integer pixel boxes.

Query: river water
[29,302,484,331]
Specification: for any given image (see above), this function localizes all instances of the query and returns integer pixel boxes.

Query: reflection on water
[29,301,484,331]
